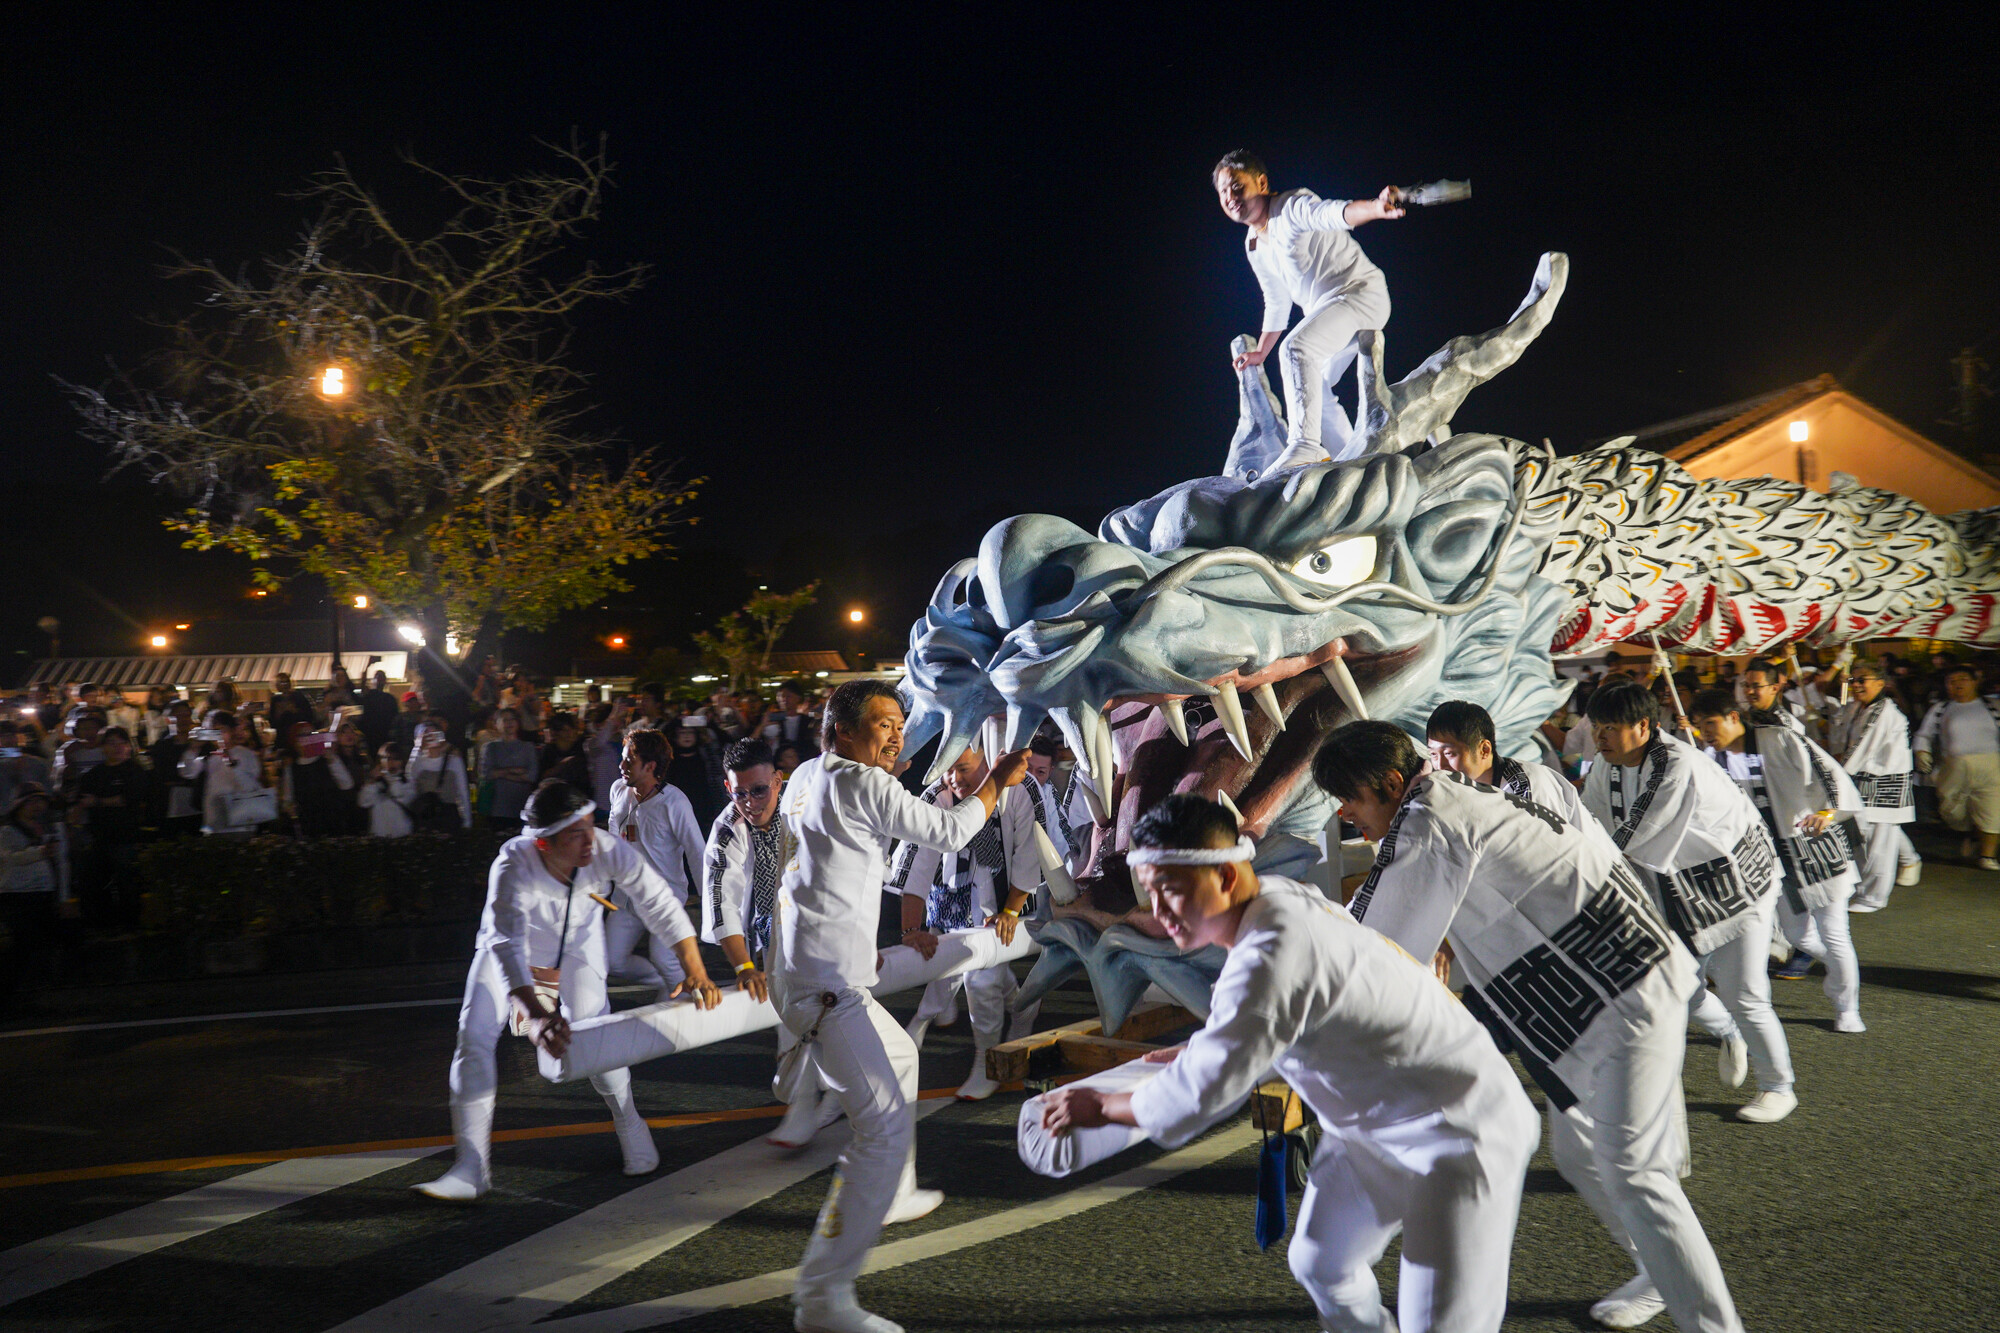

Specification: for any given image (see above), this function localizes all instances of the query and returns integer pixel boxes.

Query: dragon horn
[1356,252,1570,456]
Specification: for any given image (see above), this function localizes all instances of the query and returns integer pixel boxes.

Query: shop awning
[23,652,410,691]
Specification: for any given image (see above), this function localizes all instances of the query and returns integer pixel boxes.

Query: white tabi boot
[1590,1271,1666,1328]
[604,1086,659,1176]
[794,1289,904,1333]
[955,1047,1000,1101]
[414,1094,494,1201]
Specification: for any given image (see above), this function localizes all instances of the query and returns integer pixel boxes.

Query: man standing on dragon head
[1214,149,1404,471]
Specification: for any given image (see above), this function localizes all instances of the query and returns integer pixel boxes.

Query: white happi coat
[772,753,988,994]
[701,803,794,954]
[607,778,707,902]
[1490,752,1589,830]
[1130,876,1533,1161]
[1353,772,1694,1112]
[1246,190,1389,331]
[1828,695,1914,825]
[1711,726,1863,914]
[1582,729,1779,955]
[476,829,695,994]
[886,780,1040,929]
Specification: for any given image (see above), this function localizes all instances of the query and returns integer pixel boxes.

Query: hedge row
[136,831,504,938]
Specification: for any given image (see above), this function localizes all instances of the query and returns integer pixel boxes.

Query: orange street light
[848,608,865,624]
[609,635,628,649]
[353,595,369,609]
[320,366,347,396]
[149,634,169,649]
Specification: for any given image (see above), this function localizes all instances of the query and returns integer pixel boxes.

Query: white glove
[1833,645,1856,671]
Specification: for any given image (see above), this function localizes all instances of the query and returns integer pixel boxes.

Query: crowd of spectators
[0,663,833,995]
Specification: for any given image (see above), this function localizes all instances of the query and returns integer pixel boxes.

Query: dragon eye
[1287,536,1376,588]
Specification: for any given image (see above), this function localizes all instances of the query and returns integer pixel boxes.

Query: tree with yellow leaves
[65,137,696,703]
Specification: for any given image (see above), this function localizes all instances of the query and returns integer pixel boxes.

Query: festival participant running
[1040,793,1539,1333]
[701,737,829,1150]
[1214,148,1404,470]
[1581,680,1796,1127]
[889,743,1042,1100]
[1686,690,1867,1034]
[1427,699,1589,827]
[1828,664,1920,910]
[416,780,720,1202]
[771,679,1029,1333]
[605,728,708,995]
[1321,721,1742,1333]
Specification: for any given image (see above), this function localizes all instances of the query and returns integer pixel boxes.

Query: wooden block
[987,1018,1102,1083]
[1112,1003,1196,1043]
[1251,1080,1304,1133]
[1053,1033,1161,1075]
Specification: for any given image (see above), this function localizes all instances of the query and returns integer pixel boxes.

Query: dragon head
[902,254,1576,862]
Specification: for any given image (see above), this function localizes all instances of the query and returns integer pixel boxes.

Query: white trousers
[911,962,1015,1048]
[1776,893,1861,1020]
[1549,995,1743,1333]
[1685,897,1794,1093]
[1287,1111,1538,1333]
[603,901,687,990]
[447,951,636,1165]
[1855,821,1917,906]
[1278,288,1391,457]
[778,985,920,1307]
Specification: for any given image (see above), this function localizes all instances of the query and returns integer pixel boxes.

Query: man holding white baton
[770,680,1029,1333]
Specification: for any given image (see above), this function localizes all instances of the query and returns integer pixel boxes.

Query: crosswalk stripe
[537,1122,1259,1332]
[0,1146,445,1309]
[330,1101,951,1332]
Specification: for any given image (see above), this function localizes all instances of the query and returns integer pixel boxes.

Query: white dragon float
[896,253,2000,1028]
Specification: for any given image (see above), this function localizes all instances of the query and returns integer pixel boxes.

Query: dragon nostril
[1028,564,1076,610]
[961,576,984,609]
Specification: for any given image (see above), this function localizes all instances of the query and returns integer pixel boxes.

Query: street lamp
[320,366,347,397]
[397,624,426,646]
[353,594,369,610]
[848,608,865,624]
[149,634,169,649]
[1789,420,1809,442]
[609,635,627,649]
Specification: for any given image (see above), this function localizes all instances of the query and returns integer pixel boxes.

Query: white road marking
[539,1122,1259,1332]
[0,1146,445,1308]
[0,986,664,1040]
[0,999,463,1039]
[329,1102,949,1332]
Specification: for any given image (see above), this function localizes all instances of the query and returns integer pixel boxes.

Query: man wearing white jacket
[1040,793,1540,1333]
[1582,681,1796,1126]
[1688,689,1867,1034]
[605,727,709,994]
[1427,699,1589,828]
[415,780,719,1203]
[1321,722,1742,1333]
[770,679,1028,1333]
[1828,664,1920,910]
[889,744,1041,1100]
[1214,149,1404,469]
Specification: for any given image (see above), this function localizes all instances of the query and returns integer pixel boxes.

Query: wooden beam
[1053,1034,1161,1075]
[987,1018,1102,1084]
[1251,1081,1304,1133]
[1111,1003,1196,1043]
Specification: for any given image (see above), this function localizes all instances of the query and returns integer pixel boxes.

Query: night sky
[6,10,1996,671]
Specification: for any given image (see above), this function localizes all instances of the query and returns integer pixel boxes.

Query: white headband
[527,801,596,840]
[1125,836,1257,867]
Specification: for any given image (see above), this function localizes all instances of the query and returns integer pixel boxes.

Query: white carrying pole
[540,926,1041,1083]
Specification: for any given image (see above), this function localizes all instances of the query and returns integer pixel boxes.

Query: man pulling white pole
[771,678,1030,1333]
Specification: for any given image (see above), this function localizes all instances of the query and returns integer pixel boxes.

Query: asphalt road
[3,829,1996,1332]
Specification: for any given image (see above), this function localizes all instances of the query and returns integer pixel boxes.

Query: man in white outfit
[1581,682,1797,1127]
[1427,700,1589,827]
[1687,690,1867,1034]
[770,680,1029,1333]
[700,737,836,1150]
[1828,663,1920,909]
[889,744,1041,1100]
[1320,721,1743,1333]
[1913,664,2000,869]
[416,779,720,1202]
[1040,794,1540,1333]
[1214,149,1404,469]
[606,728,709,994]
